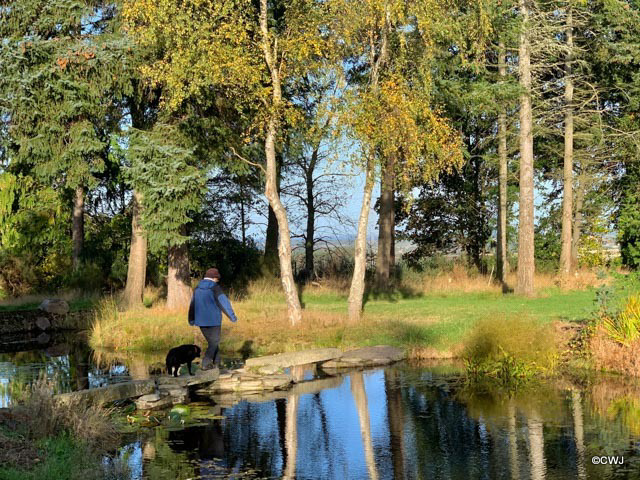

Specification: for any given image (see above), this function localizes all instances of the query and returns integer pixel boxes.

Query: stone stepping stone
[321,345,405,369]
[136,392,173,411]
[244,348,340,369]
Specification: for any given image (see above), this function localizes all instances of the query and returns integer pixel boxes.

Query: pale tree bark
[527,414,546,480]
[348,156,376,323]
[166,232,192,309]
[122,190,147,309]
[571,170,585,268]
[351,371,379,480]
[571,390,587,479]
[376,153,395,289]
[497,42,510,286]
[260,0,302,326]
[347,11,389,322]
[560,6,575,278]
[516,0,536,296]
[72,185,84,270]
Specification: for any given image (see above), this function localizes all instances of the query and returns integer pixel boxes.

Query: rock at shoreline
[321,345,405,369]
[55,380,155,407]
[35,317,50,331]
[136,392,173,411]
[38,299,69,315]
[244,348,341,369]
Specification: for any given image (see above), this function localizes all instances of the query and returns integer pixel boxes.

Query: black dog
[166,344,201,377]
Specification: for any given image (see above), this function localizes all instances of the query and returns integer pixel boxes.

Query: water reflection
[5,338,640,479]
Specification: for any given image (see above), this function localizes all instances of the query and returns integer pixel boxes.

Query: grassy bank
[91,272,603,359]
[0,378,122,480]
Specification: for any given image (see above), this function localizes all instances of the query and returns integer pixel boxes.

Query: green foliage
[463,316,558,386]
[190,237,262,293]
[127,124,206,251]
[619,175,640,269]
[599,295,640,347]
[534,208,561,272]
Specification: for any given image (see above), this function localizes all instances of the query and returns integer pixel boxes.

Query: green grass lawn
[299,287,596,352]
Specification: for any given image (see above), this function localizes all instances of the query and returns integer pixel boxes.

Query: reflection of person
[188,268,237,370]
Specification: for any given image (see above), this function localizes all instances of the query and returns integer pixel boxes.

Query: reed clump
[463,316,559,386]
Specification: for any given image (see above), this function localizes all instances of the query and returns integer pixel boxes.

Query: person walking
[188,268,237,370]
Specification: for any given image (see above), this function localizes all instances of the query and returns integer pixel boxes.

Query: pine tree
[0,0,127,269]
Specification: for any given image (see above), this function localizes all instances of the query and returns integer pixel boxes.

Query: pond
[2,335,640,479]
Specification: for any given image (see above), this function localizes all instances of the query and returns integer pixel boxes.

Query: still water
[3,335,640,479]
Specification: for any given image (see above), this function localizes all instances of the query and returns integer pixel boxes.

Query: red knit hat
[205,268,220,279]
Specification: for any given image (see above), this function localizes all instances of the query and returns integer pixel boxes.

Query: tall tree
[124,0,331,324]
[122,80,160,308]
[497,41,510,285]
[335,0,464,321]
[127,124,205,309]
[0,0,124,270]
[559,4,575,277]
[516,0,536,295]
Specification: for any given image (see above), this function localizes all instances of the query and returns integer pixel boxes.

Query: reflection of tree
[351,371,379,480]
[385,369,405,480]
[571,390,586,480]
[507,399,519,480]
[527,413,546,480]
[283,388,299,479]
[282,365,305,479]
[69,341,90,390]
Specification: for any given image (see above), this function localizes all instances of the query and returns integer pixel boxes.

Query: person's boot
[201,356,214,371]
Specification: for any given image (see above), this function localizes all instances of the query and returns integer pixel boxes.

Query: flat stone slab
[55,380,155,407]
[244,348,341,369]
[155,367,220,388]
[136,392,173,410]
[321,346,405,369]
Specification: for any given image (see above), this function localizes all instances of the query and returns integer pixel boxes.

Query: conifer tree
[0,0,126,269]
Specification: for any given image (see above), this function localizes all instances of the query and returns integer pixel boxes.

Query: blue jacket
[188,279,237,327]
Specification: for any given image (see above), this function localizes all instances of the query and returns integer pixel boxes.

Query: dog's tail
[166,358,171,375]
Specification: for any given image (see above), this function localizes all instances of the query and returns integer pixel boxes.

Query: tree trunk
[516,0,535,296]
[304,151,317,277]
[72,185,84,270]
[166,232,192,309]
[351,371,379,480]
[376,154,395,289]
[348,156,376,323]
[571,170,585,268]
[122,190,148,309]
[240,179,247,246]
[260,0,302,326]
[264,157,281,272]
[497,41,510,286]
[560,7,574,278]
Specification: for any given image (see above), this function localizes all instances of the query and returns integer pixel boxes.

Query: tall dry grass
[10,375,118,451]
[404,264,607,294]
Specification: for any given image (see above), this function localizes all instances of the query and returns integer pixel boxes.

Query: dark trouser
[200,326,221,366]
